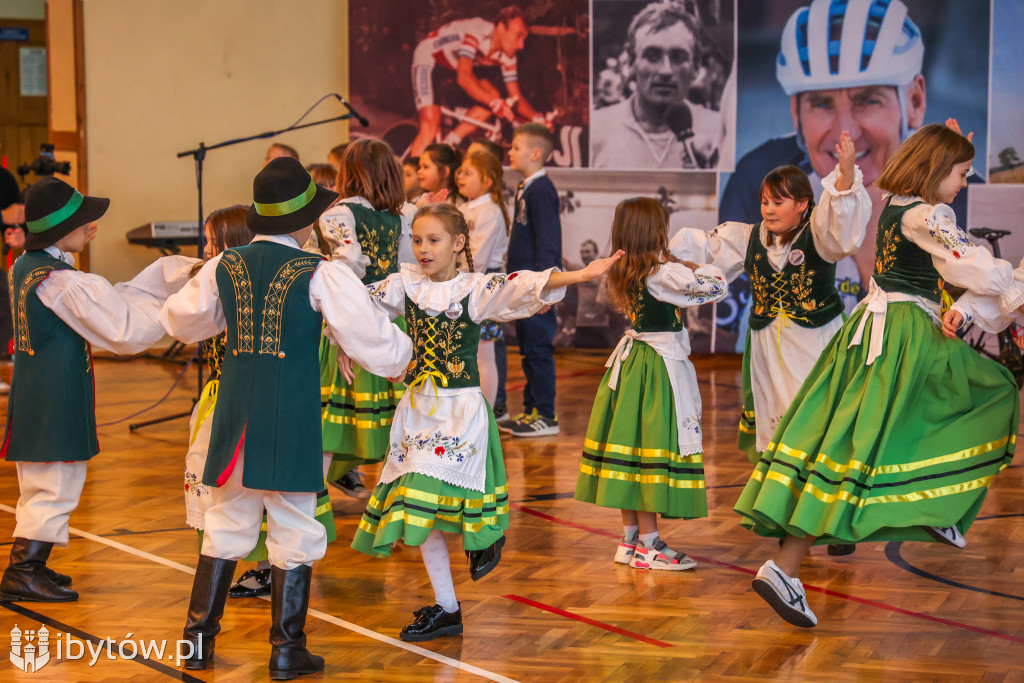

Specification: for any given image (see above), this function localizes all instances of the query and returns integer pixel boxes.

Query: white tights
[419,529,458,613]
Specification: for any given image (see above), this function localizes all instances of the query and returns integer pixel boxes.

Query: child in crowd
[265,142,299,166]
[160,158,411,677]
[328,143,348,172]
[734,122,1024,628]
[1,177,196,602]
[467,138,504,164]
[575,197,727,569]
[350,202,621,642]
[502,123,562,437]
[671,132,869,555]
[416,143,462,207]
[457,151,510,405]
[318,139,407,499]
[182,206,337,600]
[402,156,422,204]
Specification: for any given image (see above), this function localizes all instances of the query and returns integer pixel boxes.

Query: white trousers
[201,450,326,570]
[13,461,89,546]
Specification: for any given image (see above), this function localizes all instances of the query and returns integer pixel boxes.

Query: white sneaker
[629,539,696,571]
[613,531,639,564]
[925,525,966,548]
[751,560,817,628]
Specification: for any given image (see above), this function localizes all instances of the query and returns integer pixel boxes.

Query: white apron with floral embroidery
[605,328,704,456]
[371,264,565,492]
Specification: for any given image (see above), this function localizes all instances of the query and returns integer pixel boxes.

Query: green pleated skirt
[734,302,1018,545]
[320,323,405,478]
[573,341,707,518]
[737,330,759,463]
[351,416,509,556]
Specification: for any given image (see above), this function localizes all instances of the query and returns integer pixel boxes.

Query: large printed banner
[349,0,1019,352]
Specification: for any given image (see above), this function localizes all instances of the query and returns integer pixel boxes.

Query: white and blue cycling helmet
[777,0,924,138]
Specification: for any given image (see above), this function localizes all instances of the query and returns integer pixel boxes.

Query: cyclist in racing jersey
[720,0,982,312]
[408,6,542,157]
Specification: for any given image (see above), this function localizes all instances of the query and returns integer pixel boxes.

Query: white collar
[399,262,482,318]
[461,194,494,211]
[43,244,75,266]
[340,195,373,209]
[251,233,301,248]
[520,168,547,190]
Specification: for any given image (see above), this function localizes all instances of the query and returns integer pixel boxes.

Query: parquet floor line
[885,541,1024,603]
[1,600,202,682]
[0,503,519,683]
[502,595,674,648]
[510,503,1024,646]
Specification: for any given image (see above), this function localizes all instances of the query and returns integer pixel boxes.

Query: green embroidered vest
[625,284,683,333]
[203,333,226,382]
[744,223,843,331]
[404,295,481,390]
[347,203,401,285]
[2,250,97,462]
[208,242,326,492]
[872,199,942,303]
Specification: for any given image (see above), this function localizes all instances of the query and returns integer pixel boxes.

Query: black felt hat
[246,157,338,235]
[23,176,109,250]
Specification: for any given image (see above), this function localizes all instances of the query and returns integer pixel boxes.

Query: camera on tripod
[17,143,71,179]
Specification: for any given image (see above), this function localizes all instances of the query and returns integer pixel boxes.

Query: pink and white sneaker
[613,531,639,564]
[629,539,697,571]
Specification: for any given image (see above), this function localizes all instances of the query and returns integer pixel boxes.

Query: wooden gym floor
[1,349,1023,682]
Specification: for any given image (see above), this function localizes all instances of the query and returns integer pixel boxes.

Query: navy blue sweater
[507,174,562,273]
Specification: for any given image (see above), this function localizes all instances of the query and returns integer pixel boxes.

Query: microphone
[666,103,700,168]
[332,93,370,127]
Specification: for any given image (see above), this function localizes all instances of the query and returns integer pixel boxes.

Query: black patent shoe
[827,544,856,556]
[467,537,505,581]
[400,604,463,642]
[228,568,271,598]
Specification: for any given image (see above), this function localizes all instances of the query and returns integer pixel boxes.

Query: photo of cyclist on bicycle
[408,7,544,157]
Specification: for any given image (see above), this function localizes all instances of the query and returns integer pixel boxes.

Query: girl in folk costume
[318,139,406,497]
[1,177,196,602]
[573,198,728,570]
[734,122,1024,629]
[350,203,622,642]
[671,132,870,556]
[182,207,336,601]
[415,143,462,207]
[160,158,411,677]
[456,150,510,405]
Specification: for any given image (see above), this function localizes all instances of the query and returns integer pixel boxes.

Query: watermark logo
[10,625,51,673]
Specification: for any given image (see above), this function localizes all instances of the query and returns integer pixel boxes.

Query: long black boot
[0,538,78,602]
[181,555,237,670]
[268,565,324,680]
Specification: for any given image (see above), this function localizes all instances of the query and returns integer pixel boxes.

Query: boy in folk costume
[159,158,411,679]
[1,177,197,602]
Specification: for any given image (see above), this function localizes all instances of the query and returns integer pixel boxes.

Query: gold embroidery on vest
[357,222,399,275]
[221,251,255,353]
[875,218,900,274]
[15,266,55,355]
[259,256,321,355]
[749,253,770,316]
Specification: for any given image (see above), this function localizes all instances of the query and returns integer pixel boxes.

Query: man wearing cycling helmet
[720,0,980,310]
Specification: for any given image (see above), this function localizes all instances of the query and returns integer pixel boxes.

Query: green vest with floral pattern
[872,199,942,304]
[744,223,843,331]
[625,284,683,333]
[404,295,480,390]
[2,250,97,462]
[347,203,401,285]
[208,242,326,492]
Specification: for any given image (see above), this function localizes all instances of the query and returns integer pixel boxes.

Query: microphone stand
[129,98,365,431]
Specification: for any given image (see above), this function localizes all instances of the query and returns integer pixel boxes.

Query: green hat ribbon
[26,190,84,233]
[254,176,317,217]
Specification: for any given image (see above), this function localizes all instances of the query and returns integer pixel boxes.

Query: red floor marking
[511,503,1024,645]
[503,594,674,648]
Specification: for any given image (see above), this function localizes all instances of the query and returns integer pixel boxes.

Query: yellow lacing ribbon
[768,272,809,362]
[939,280,954,316]
[408,317,448,414]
